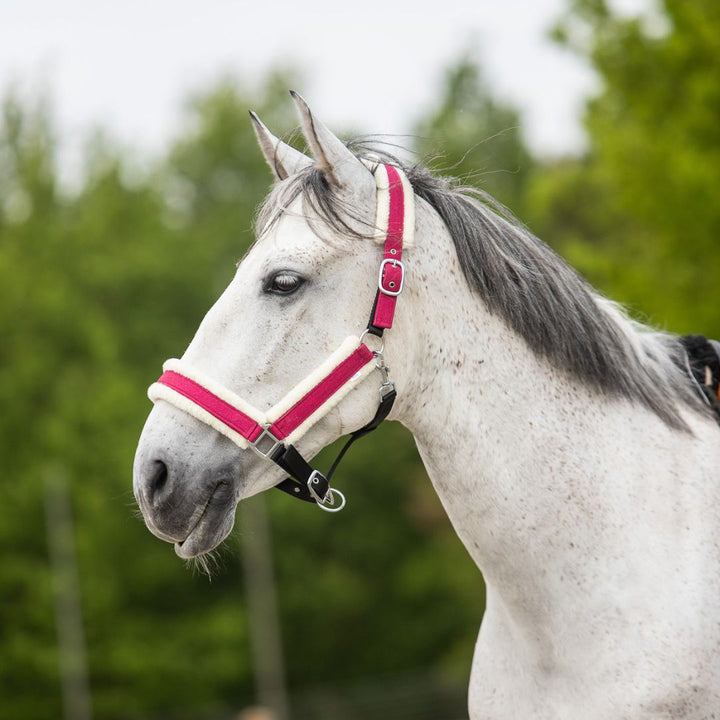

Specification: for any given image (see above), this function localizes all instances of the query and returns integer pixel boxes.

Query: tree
[0,87,257,719]
[414,56,534,217]
[530,0,720,335]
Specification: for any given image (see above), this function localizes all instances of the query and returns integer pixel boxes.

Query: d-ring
[359,330,384,356]
[315,488,346,513]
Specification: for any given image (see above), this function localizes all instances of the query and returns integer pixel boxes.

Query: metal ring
[359,330,384,356]
[315,488,346,513]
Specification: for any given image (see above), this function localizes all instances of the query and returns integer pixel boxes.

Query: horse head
[133,93,416,559]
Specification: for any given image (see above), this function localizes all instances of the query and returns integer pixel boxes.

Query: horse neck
[389,208,704,643]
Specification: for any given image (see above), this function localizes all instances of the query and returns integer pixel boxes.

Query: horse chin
[173,493,238,559]
[174,516,235,559]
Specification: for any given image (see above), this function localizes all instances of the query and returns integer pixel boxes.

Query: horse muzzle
[133,404,244,557]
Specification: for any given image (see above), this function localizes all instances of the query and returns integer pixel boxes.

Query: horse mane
[255,142,705,431]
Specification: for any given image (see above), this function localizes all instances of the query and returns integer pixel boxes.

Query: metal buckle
[307,470,346,513]
[378,258,405,297]
[250,426,283,459]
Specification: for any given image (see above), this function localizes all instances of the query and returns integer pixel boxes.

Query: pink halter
[148,162,413,511]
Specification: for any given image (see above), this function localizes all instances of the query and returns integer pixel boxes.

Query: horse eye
[265,272,304,296]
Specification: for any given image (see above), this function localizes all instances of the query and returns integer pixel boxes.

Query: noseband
[148,163,413,512]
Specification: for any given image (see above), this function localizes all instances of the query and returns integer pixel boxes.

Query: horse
[133,92,720,719]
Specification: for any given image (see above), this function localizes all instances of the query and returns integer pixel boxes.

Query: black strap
[273,445,329,503]
[274,388,397,505]
[325,387,396,481]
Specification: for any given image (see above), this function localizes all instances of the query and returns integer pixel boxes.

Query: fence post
[239,494,290,720]
[44,466,93,720]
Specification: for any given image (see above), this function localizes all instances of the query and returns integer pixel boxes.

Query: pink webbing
[157,370,264,443]
[372,164,405,330]
[268,344,374,440]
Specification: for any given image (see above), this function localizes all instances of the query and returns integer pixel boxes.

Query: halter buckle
[250,427,283,459]
[378,258,405,297]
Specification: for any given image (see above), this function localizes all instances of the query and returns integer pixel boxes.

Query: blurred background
[1,0,719,718]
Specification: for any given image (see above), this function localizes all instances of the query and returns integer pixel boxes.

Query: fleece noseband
[148,163,413,511]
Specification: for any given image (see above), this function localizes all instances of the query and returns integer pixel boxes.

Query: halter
[147,163,414,511]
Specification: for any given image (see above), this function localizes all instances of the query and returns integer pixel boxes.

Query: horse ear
[290,91,368,189]
[249,110,312,181]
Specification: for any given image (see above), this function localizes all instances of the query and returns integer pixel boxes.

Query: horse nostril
[146,459,169,503]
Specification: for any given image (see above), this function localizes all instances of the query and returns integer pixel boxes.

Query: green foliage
[534,0,720,334]
[414,57,534,217]
[271,425,483,688]
[0,82,269,719]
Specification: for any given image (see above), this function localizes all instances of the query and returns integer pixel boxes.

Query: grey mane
[256,144,705,431]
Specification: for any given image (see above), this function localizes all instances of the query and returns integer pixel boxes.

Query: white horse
[134,93,720,719]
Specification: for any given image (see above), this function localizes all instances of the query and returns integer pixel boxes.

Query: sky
[0,0,651,183]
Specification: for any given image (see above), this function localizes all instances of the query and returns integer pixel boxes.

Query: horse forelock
[255,159,377,245]
[254,142,706,430]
